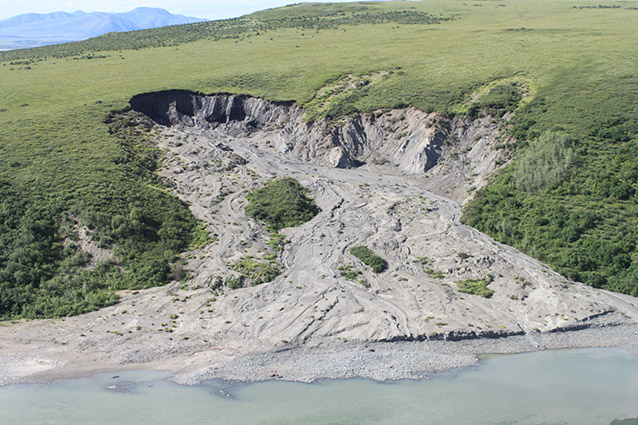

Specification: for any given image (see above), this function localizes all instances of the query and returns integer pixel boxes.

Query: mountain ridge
[0,7,207,50]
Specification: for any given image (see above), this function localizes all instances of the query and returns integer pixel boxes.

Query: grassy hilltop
[1,0,637,318]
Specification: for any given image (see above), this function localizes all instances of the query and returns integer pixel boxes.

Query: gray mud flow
[0,91,636,386]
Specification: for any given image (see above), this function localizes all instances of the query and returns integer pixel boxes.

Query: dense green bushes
[464,119,638,296]
[465,69,638,297]
[0,111,197,319]
[512,132,577,193]
[349,246,388,273]
[245,177,319,231]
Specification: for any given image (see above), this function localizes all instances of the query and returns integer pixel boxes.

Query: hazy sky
[0,0,384,21]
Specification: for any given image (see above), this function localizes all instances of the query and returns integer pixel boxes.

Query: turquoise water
[1,348,637,425]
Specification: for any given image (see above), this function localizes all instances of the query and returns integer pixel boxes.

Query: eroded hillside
[129,92,637,341]
[2,91,638,384]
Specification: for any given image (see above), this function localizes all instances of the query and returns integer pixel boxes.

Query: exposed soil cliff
[130,90,499,187]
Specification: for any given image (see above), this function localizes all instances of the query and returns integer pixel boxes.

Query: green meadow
[1,0,637,318]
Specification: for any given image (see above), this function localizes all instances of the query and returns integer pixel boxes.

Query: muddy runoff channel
[1,91,637,386]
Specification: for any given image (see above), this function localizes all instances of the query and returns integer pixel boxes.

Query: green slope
[1,0,637,318]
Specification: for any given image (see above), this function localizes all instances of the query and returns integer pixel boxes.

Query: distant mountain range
[0,7,207,50]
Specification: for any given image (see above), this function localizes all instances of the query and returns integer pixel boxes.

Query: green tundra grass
[1,0,638,318]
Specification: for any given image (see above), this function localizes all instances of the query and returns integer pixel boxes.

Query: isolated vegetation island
[245,177,320,232]
[349,246,388,273]
[1,0,638,319]
[221,177,319,289]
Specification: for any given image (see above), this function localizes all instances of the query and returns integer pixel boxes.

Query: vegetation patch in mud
[338,264,369,287]
[417,257,445,279]
[349,246,388,273]
[245,177,319,232]
[456,275,494,298]
[228,177,318,289]
[339,264,362,280]
[227,254,281,288]
[190,225,218,249]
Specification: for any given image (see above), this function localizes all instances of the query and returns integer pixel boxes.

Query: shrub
[191,225,217,249]
[424,266,445,279]
[456,275,494,298]
[349,246,388,273]
[231,255,281,287]
[338,264,362,280]
[512,131,576,193]
[472,81,522,116]
[226,275,240,290]
[245,177,319,231]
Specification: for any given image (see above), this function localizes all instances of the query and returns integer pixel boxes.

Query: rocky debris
[173,322,638,384]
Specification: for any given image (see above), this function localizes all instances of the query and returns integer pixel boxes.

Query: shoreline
[4,322,636,387]
[173,322,638,385]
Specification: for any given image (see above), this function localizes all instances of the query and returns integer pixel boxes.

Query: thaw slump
[130,90,451,175]
[126,90,638,343]
[0,91,635,386]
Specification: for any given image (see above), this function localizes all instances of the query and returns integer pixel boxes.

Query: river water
[1,348,637,425]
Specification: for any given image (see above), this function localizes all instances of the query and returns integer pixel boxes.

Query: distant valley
[0,7,207,50]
